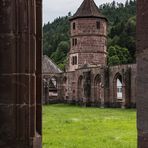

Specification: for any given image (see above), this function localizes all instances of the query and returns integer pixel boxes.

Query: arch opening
[94,74,104,107]
[113,73,125,107]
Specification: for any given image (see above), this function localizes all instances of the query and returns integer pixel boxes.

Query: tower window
[75,38,77,45]
[73,22,76,30]
[71,56,77,65]
[72,57,74,65]
[96,21,100,29]
[72,38,78,46]
[72,38,75,46]
[74,56,77,64]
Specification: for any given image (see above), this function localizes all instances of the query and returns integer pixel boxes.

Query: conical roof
[70,0,107,21]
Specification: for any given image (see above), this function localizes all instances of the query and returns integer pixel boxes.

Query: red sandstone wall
[68,18,107,71]
[109,64,137,107]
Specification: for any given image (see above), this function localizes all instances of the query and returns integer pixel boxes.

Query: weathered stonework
[68,17,107,71]
[0,0,148,147]
[137,0,148,147]
[43,0,137,109]
[0,0,42,147]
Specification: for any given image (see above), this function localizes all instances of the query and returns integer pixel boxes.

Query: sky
[43,0,127,24]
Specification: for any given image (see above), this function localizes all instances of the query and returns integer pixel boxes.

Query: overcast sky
[43,0,127,24]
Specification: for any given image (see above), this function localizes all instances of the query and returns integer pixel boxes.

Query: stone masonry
[43,0,137,108]
[1,0,148,147]
[137,0,148,147]
[0,1,42,148]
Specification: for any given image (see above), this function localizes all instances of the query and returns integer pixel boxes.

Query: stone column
[35,0,42,147]
[122,83,126,108]
[137,0,148,147]
[0,0,42,148]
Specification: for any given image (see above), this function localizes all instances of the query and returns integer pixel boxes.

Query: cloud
[43,0,126,24]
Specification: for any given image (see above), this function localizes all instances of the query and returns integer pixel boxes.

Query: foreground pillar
[0,0,42,148]
[137,0,148,147]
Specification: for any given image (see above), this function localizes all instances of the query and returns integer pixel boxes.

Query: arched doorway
[94,74,104,107]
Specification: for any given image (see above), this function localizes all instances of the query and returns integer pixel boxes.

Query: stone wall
[68,18,107,71]
[0,1,42,147]
[137,0,148,146]
[108,64,137,108]
[45,64,137,108]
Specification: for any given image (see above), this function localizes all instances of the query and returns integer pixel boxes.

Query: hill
[43,0,136,70]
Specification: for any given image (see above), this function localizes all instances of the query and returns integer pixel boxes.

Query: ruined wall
[58,64,137,108]
[109,64,137,108]
[42,73,62,104]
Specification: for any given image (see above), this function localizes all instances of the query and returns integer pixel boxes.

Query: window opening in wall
[73,22,76,30]
[72,38,75,46]
[96,21,100,29]
[71,56,77,65]
[74,56,77,64]
[117,78,123,99]
[75,38,77,45]
[72,38,77,46]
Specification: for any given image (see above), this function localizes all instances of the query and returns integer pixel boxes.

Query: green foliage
[43,104,137,148]
[43,16,70,69]
[108,45,131,66]
[43,0,136,67]
[100,0,136,63]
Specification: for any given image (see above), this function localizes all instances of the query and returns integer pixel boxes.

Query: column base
[138,131,148,148]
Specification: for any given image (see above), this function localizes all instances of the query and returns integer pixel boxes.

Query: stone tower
[68,0,108,71]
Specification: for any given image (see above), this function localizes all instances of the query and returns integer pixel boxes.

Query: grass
[43,104,137,148]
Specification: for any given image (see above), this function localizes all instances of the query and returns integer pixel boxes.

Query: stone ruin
[0,0,148,147]
[43,0,137,108]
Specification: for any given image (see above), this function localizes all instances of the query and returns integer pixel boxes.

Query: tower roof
[70,0,107,21]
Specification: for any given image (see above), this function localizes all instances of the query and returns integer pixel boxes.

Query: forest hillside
[43,0,136,70]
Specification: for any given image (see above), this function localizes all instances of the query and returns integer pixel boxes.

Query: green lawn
[43,104,137,148]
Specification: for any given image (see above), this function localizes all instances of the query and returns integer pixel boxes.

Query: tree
[43,1,136,67]
[108,45,131,66]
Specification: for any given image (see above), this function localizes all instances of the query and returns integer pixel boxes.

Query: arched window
[117,78,122,99]
[113,73,123,100]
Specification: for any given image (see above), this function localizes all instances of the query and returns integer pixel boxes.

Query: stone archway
[94,74,102,106]
[113,73,125,108]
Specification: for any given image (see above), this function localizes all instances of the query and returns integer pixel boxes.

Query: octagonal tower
[68,0,108,71]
